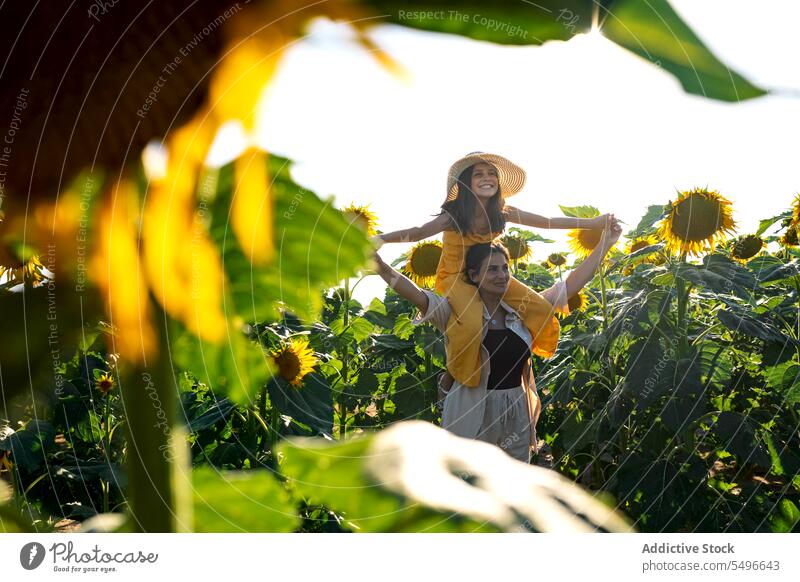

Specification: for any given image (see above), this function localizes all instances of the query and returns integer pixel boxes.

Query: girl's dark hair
[440,164,507,235]
[464,242,510,285]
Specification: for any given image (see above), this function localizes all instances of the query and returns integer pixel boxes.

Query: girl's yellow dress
[435,229,562,387]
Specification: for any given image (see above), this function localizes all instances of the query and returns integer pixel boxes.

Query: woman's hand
[604,216,622,246]
[591,213,615,230]
[372,249,429,313]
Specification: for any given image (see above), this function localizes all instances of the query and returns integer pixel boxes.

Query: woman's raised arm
[374,213,450,245]
[373,252,430,313]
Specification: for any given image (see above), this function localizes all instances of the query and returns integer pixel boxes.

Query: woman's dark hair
[440,164,507,235]
[464,242,510,285]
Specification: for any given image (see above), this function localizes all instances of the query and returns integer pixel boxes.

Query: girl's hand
[592,213,615,229]
[604,217,622,245]
[370,234,385,249]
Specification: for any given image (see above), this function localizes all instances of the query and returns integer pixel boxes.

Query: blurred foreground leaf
[192,466,299,532]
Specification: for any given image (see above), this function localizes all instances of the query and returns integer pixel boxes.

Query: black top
[483,329,531,390]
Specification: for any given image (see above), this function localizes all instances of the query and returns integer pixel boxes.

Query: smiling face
[468,251,510,296]
[469,162,499,200]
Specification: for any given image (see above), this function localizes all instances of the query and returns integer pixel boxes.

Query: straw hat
[445,152,526,202]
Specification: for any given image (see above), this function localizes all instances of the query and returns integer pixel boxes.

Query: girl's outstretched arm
[563,218,622,298]
[374,213,450,245]
[506,205,613,230]
[373,251,429,313]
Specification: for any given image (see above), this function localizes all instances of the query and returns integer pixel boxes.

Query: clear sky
[210,0,800,304]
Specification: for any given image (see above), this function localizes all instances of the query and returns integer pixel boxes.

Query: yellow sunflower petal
[91,180,157,363]
[143,113,226,343]
[233,147,274,266]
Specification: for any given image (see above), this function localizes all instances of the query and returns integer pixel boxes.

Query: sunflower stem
[340,278,351,440]
[599,262,608,332]
[258,384,269,451]
[793,279,800,339]
[677,251,690,358]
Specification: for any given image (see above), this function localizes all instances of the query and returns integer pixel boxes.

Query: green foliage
[560,204,600,219]
[366,0,765,101]
[601,0,766,101]
[277,435,497,532]
[192,466,299,532]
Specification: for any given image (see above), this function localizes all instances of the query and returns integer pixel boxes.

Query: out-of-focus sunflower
[95,372,116,396]
[272,337,317,388]
[780,225,799,247]
[730,234,764,263]
[403,240,443,287]
[0,251,47,288]
[622,234,662,272]
[342,204,379,237]
[0,449,12,474]
[790,193,800,225]
[567,292,587,313]
[501,234,531,261]
[657,187,736,256]
[547,253,567,268]
[566,229,605,260]
[625,234,659,255]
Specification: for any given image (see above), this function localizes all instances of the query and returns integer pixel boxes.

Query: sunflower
[94,372,116,396]
[730,234,764,262]
[342,203,379,237]
[0,449,12,474]
[501,234,531,261]
[567,292,587,313]
[402,240,443,287]
[657,187,736,256]
[547,253,567,268]
[790,193,800,225]
[272,336,317,388]
[625,234,659,255]
[780,225,799,247]
[0,252,47,287]
[566,229,605,260]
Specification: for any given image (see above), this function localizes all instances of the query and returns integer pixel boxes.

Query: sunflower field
[1,1,798,535]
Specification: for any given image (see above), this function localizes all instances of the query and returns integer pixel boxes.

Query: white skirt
[473,386,532,463]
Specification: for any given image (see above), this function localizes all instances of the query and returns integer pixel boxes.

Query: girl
[374,152,613,388]
[373,218,622,461]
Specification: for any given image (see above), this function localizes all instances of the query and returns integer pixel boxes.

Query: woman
[374,152,614,389]
[373,217,622,463]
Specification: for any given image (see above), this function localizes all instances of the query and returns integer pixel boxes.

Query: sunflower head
[657,187,736,256]
[625,234,659,255]
[730,234,764,262]
[272,336,317,387]
[547,253,567,268]
[94,371,116,396]
[402,240,442,287]
[790,193,800,225]
[567,292,587,313]
[500,234,531,261]
[567,229,606,260]
[781,225,799,247]
[0,449,12,473]
[0,251,47,287]
[342,203,378,237]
